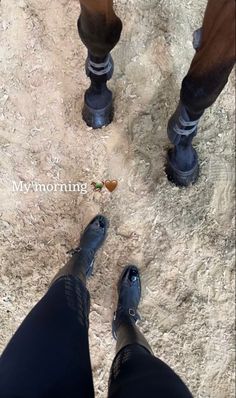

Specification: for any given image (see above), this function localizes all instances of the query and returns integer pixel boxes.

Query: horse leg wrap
[82,53,114,129]
[166,102,204,187]
[167,102,202,145]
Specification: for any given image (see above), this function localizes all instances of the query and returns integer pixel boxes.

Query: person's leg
[108,266,192,398]
[0,215,108,398]
[78,0,122,129]
[166,0,235,187]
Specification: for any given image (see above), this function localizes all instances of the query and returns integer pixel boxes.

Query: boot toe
[80,215,109,251]
[117,266,141,316]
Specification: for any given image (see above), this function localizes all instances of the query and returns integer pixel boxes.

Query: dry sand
[0,0,235,397]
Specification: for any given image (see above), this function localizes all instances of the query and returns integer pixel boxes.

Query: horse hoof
[82,101,113,129]
[166,149,199,187]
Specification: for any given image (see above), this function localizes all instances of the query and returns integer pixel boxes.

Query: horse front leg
[166,0,235,187]
[78,0,122,129]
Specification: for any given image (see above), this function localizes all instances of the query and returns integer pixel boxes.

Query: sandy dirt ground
[0,0,235,396]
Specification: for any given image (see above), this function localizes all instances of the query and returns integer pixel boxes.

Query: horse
[77,0,235,187]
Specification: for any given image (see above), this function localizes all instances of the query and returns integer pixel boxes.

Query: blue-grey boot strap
[173,115,200,136]
[86,54,113,76]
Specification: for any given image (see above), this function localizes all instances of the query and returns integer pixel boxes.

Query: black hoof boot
[83,53,114,129]
[166,101,203,187]
[69,215,109,277]
[112,266,141,339]
[83,101,113,130]
[166,148,199,187]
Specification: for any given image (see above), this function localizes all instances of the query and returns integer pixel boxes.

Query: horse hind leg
[166,0,235,187]
[78,0,122,129]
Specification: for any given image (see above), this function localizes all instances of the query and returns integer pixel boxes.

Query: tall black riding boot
[51,215,109,285]
[108,266,194,398]
[112,266,152,354]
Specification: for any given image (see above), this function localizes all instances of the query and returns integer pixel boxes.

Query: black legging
[0,276,192,398]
